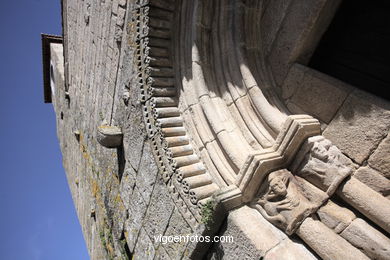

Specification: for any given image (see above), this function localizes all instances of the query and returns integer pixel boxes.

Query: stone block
[317,200,356,233]
[282,63,309,100]
[261,0,293,56]
[154,246,170,260]
[286,100,308,115]
[268,0,333,85]
[119,167,137,210]
[133,228,155,260]
[118,0,127,7]
[124,187,148,251]
[209,206,286,260]
[368,133,390,179]
[337,177,390,234]
[264,239,317,260]
[324,90,390,164]
[162,209,192,260]
[286,64,351,123]
[341,218,390,260]
[97,125,123,148]
[136,141,158,205]
[143,177,175,246]
[114,51,145,171]
[297,217,370,260]
[354,166,390,197]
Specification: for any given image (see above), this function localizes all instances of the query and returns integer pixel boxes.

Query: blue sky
[0,1,89,259]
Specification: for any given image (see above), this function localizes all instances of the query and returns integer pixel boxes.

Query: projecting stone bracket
[253,169,328,235]
[209,115,322,214]
[96,125,123,148]
[246,135,390,260]
[291,135,353,196]
[224,115,322,205]
[248,134,356,236]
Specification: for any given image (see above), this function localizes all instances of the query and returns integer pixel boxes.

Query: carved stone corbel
[292,135,390,234]
[252,169,327,235]
[291,135,353,196]
[250,134,390,260]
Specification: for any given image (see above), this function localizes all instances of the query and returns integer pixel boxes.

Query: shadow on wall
[336,89,390,121]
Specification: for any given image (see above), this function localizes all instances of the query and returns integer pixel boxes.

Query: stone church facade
[42,0,390,259]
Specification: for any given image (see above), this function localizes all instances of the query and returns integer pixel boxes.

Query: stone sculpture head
[298,136,352,195]
[253,169,327,235]
[268,170,289,198]
[311,138,332,161]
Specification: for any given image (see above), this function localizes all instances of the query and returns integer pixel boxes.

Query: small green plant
[200,199,216,228]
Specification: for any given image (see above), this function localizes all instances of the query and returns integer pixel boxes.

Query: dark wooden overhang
[41,34,62,103]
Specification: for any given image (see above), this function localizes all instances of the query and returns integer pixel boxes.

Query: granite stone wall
[54,0,207,259]
[51,0,390,259]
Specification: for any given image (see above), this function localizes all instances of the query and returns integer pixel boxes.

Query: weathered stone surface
[136,141,158,205]
[261,0,293,56]
[297,217,370,260]
[116,96,145,171]
[284,64,351,123]
[323,90,390,164]
[286,100,308,115]
[53,1,207,259]
[282,63,309,100]
[268,0,338,86]
[96,125,123,148]
[163,209,192,260]
[154,246,171,260]
[143,177,175,246]
[124,187,148,252]
[133,228,155,260]
[337,177,390,234]
[354,166,390,198]
[120,167,137,210]
[264,239,317,260]
[209,206,286,259]
[341,218,390,260]
[368,133,390,179]
[317,200,356,234]
[114,44,145,171]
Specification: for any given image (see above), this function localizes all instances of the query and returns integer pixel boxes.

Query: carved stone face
[269,173,288,197]
[297,137,352,195]
[311,140,331,161]
[253,169,328,235]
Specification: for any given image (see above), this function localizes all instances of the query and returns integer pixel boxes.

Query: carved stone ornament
[133,0,323,225]
[131,2,389,247]
[252,169,327,235]
[291,136,352,196]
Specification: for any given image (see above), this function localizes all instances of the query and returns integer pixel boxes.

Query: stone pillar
[337,177,390,234]
[297,217,370,260]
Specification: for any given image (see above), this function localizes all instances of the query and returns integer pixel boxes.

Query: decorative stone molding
[133,0,208,226]
[237,115,321,203]
[133,0,323,222]
[132,1,390,258]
